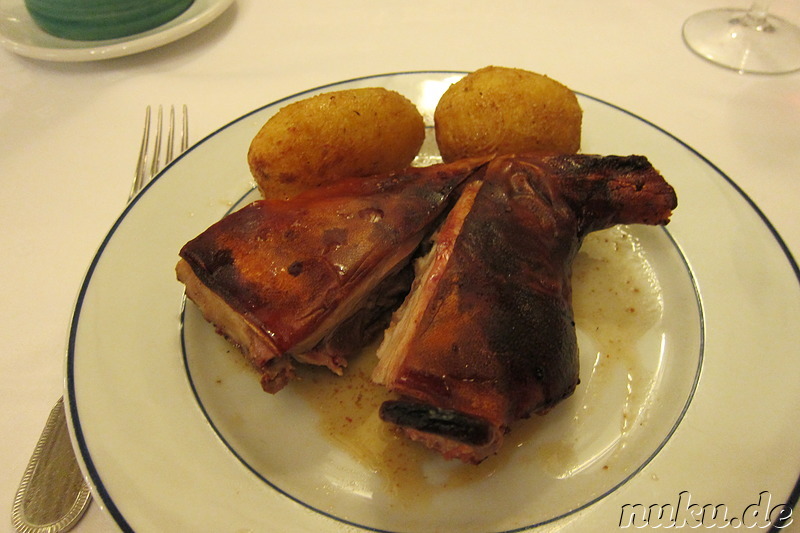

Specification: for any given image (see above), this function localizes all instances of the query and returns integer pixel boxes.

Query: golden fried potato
[434,66,582,162]
[248,87,425,200]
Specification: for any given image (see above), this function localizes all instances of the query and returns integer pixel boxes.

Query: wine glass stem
[742,1,774,31]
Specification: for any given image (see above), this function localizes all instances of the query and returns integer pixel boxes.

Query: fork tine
[165,105,176,165]
[149,105,163,179]
[180,104,189,153]
[129,105,151,201]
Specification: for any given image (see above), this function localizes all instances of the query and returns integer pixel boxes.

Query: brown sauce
[571,226,661,434]
[293,225,662,505]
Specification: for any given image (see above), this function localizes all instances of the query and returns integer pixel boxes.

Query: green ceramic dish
[24,0,195,41]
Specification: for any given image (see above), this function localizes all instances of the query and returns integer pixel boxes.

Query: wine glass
[682,1,800,74]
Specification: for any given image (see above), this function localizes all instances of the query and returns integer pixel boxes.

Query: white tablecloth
[2,0,799,531]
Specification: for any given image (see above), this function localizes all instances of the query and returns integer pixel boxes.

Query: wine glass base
[683,8,800,74]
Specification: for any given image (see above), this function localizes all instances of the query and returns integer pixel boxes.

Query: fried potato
[434,66,582,162]
[248,87,425,200]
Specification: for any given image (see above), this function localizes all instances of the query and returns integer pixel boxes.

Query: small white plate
[0,0,234,62]
[66,72,800,532]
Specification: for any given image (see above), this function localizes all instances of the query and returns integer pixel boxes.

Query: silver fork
[130,105,189,200]
[12,105,189,533]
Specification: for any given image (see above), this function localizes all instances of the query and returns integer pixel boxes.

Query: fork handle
[12,398,91,533]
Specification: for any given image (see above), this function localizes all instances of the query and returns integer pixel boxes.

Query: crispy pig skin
[373,153,677,463]
[177,157,490,393]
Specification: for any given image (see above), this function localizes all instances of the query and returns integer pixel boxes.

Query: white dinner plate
[0,0,234,62]
[66,72,800,532]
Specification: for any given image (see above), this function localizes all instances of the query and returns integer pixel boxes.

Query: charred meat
[177,152,676,463]
[177,158,489,393]
[372,154,677,463]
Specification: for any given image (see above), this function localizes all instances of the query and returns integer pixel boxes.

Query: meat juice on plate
[293,224,662,502]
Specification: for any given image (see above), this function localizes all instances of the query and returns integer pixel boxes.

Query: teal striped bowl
[25,0,195,41]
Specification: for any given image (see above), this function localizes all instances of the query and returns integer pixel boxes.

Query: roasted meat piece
[372,154,677,463]
[177,158,489,393]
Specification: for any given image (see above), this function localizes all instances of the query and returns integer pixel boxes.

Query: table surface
[2,0,799,531]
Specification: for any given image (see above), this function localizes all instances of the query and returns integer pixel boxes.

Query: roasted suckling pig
[177,152,676,463]
[372,154,677,463]
[177,157,489,393]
